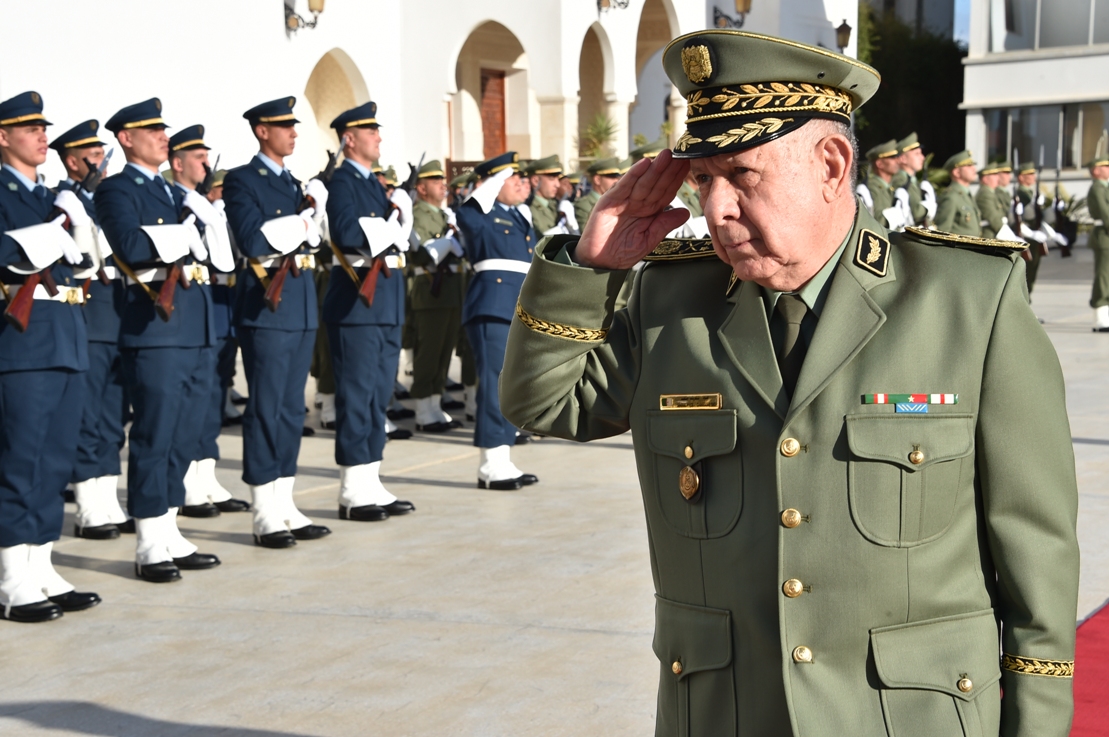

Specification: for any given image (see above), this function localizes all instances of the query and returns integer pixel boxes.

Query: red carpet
[1072,602,1109,736]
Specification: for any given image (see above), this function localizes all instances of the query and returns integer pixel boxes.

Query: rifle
[156,172,211,321]
[4,207,67,332]
[196,156,219,197]
[1054,142,1075,256]
[400,152,425,196]
[263,192,312,312]
[315,150,340,185]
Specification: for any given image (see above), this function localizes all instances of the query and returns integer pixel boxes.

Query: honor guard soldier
[976,162,1008,239]
[527,155,564,236]
[501,30,1079,735]
[574,157,621,229]
[892,132,935,227]
[409,159,466,432]
[0,92,101,622]
[857,139,902,229]
[96,99,222,583]
[321,102,415,522]
[1014,161,1056,294]
[222,97,331,547]
[165,126,250,518]
[52,120,131,540]
[1087,153,1109,330]
[456,152,539,489]
[934,150,982,236]
[996,160,1014,215]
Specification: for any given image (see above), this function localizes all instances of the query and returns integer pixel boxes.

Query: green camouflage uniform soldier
[975,162,1008,239]
[1086,154,1109,330]
[574,157,621,229]
[528,155,564,235]
[500,29,1078,737]
[934,150,982,236]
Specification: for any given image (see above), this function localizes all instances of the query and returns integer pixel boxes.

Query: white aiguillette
[659,393,723,411]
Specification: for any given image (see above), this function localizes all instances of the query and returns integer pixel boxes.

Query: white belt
[257,254,316,270]
[100,266,120,280]
[7,284,85,305]
[472,259,530,275]
[349,254,405,269]
[412,264,460,276]
[125,264,210,286]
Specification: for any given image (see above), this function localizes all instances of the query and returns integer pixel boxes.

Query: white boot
[162,508,198,559]
[385,416,398,434]
[320,393,336,427]
[430,394,453,424]
[464,385,478,419]
[0,545,48,614]
[196,458,233,503]
[135,513,174,566]
[223,389,242,421]
[415,396,438,427]
[478,445,525,488]
[28,542,74,597]
[339,462,397,509]
[73,478,117,531]
[313,390,323,409]
[275,477,314,530]
[182,460,208,507]
[400,348,414,379]
[1095,305,1109,330]
[250,482,289,536]
[96,475,129,525]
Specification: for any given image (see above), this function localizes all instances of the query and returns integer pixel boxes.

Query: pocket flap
[846,414,974,471]
[871,609,1001,700]
[652,595,733,680]
[647,410,737,464]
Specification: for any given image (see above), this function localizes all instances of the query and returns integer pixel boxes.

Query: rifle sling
[328,241,362,287]
[247,258,271,288]
[111,256,160,303]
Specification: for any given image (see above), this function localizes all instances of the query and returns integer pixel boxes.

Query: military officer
[934,150,982,235]
[501,30,1078,735]
[320,102,415,522]
[51,120,131,540]
[995,161,1014,226]
[556,170,582,233]
[94,98,223,583]
[976,162,1007,239]
[856,139,899,228]
[1087,153,1109,331]
[1014,162,1053,294]
[573,157,620,229]
[409,159,466,433]
[528,155,564,236]
[206,168,245,427]
[893,132,934,227]
[455,152,539,489]
[0,92,102,622]
[164,125,250,518]
[222,97,331,548]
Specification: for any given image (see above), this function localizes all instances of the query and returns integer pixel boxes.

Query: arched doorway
[577,25,612,164]
[293,48,370,174]
[629,0,679,149]
[452,21,538,162]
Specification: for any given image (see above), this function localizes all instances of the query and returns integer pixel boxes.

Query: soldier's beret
[330,102,379,132]
[106,99,166,134]
[49,120,104,152]
[586,157,621,176]
[169,124,210,152]
[943,150,975,172]
[417,160,446,179]
[662,30,879,158]
[243,97,299,127]
[474,152,519,178]
[0,91,51,127]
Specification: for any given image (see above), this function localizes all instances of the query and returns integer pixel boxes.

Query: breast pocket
[647,409,740,539]
[846,414,974,547]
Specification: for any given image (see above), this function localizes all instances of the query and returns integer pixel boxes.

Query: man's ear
[0,127,10,148]
[254,124,268,142]
[116,130,133,149]
[821,133,853,203]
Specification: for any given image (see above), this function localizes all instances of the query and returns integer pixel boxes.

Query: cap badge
[31,92,40,105]
[154,99,162,111]
[681,45,713,84]
[287,97,295,108]
[89,121,97,131]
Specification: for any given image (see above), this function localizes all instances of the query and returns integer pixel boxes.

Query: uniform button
[792,646,813,663]
[276,209,282,214]
[781,509,802,528]
[684,445,693,459]
[496,278,502,283]
[957,677,973,693]
[371,212,376,216]
[526,235,531,241]
[783,579,805,598]
[528,248,533,253]
[156,218,164,224]
[781,438,800,457]
[909,450,924,465]
[671,661,683,675]
[504,229,510,234]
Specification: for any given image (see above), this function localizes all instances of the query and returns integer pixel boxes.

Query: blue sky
[954,0,971,44]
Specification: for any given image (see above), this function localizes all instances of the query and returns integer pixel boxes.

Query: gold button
[781,438,800,457]
[496,278,502,283]
[276,209,282,214]
[783,579,804,598]
[678,466,700,500]
[504,229,510,234]
[684,445,693,459]
[909,450,924,465]
[528,248,533,253]
[792,646,813,663]
[672,661,682,675]
[957,677,973,693]
[781,509,802,528]
[156,218,164,224]
[526,235,531,241]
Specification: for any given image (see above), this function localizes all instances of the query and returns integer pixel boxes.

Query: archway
[577,25,612,163]
[293,48,370,174]
[629,0,679,149]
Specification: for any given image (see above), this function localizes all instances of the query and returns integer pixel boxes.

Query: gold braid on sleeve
[1000,653,1074,678]
[515,302,608,343]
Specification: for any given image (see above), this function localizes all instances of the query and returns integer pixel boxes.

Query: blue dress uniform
[0,92,100,622]
[95,99,220,583]
[321,103,414,521]
[52,120,130,540]
[222,96,329,547]
[455,152,538,490]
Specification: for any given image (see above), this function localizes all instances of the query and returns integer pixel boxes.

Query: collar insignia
[853,228,889,277]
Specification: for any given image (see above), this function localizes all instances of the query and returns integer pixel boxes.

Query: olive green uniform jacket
[500,207,1078,737]
[530,194,560,235]
[892,171,927,226]
[1086,178,1109,308]
[935,182,982,236]
[574,190,600,231]
[864,174,894,218]
[410,199,465,310]
[976,185,1007,239]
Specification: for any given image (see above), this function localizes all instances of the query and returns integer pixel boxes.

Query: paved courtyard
[1,244,1107,736]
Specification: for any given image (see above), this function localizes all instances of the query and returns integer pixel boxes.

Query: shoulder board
[900,226,1027,257]
[643,238,716,262]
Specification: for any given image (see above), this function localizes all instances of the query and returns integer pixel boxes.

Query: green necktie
[774,293,809,398]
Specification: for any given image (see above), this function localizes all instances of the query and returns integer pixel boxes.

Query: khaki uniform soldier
[1085,154,1109,330]
[528,155,564,236]
[856,140,898,226]
[409,160,466,431]
[573,157,620,229]
[995,161,1014,226]
[501,29,1078,736]
[934,150,982,236]
[893,132,934,226]
[975,162,1008,239]
[1014,162,1054,294]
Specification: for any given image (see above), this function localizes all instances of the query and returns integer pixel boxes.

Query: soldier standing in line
[528,155,564,237]
[1014,162,1051,294]
[574,157,621,229]
[892,132,934,227]
[934,150,982,236]
[976,162,1007,239]
[206,169,245,427]
[222,97,331,548]
[856,140,899,227]
[1087,153,1109,331]
[0,92,101,621]
[52,120,131,540]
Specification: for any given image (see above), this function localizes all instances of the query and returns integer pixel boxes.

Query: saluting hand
[575,150,691,270]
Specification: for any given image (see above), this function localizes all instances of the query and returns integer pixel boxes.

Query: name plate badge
[659,393,722,411]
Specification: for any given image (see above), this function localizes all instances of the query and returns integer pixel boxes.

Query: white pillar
[604,94,633,160]
[538,95,580,167]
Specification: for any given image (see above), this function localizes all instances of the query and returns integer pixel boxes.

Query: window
[986,103,1109,170]
[991,0,1107,51]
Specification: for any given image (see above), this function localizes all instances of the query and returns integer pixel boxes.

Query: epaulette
[899,226,1027,257]
[643,238,716,262]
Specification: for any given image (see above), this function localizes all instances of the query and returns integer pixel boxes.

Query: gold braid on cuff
[1000,653,1074,678]
[515,302,608,343]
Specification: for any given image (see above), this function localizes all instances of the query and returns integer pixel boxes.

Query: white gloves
[422,237,452,265]
[52,189,92,228]
[183,189,220,227]
[1014,201,1024,217]
[181,215,209,261]
[467,167,514,213]
[305,178,329,213]
[390,189,413,250]
[855,183,874,214]
[51,215,84,264]
[919,180,937,221]
[298,208,322,248]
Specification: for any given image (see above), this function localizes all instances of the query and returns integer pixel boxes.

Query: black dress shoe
[173,552,221,570]
[63,488,76,503]
[215,498,250,513]
[466,414,475,423]
[382,500,415,515]
[74,523,121,540]
[3,600,63,623]
[445,379,464,392]
[180,503,220,518]
[514,433,532,445]
[221,414,243,427]
[302,426,316,437]
[386,407,415,420]
[478,477,524,491]
[291,524,331,540]
[48,591,101,612]
[416,421,454,433]
[395,389,411,400]
[441,398,465,411]
[339,504,389,522]
[320,420,336,430]
[520,474,539,486]
[135,561,181,583]
[116,519,136,534]
[1095,327,1109,333]
[254,530,297,548]
[231,394,248,406]
[387,428,413,440]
